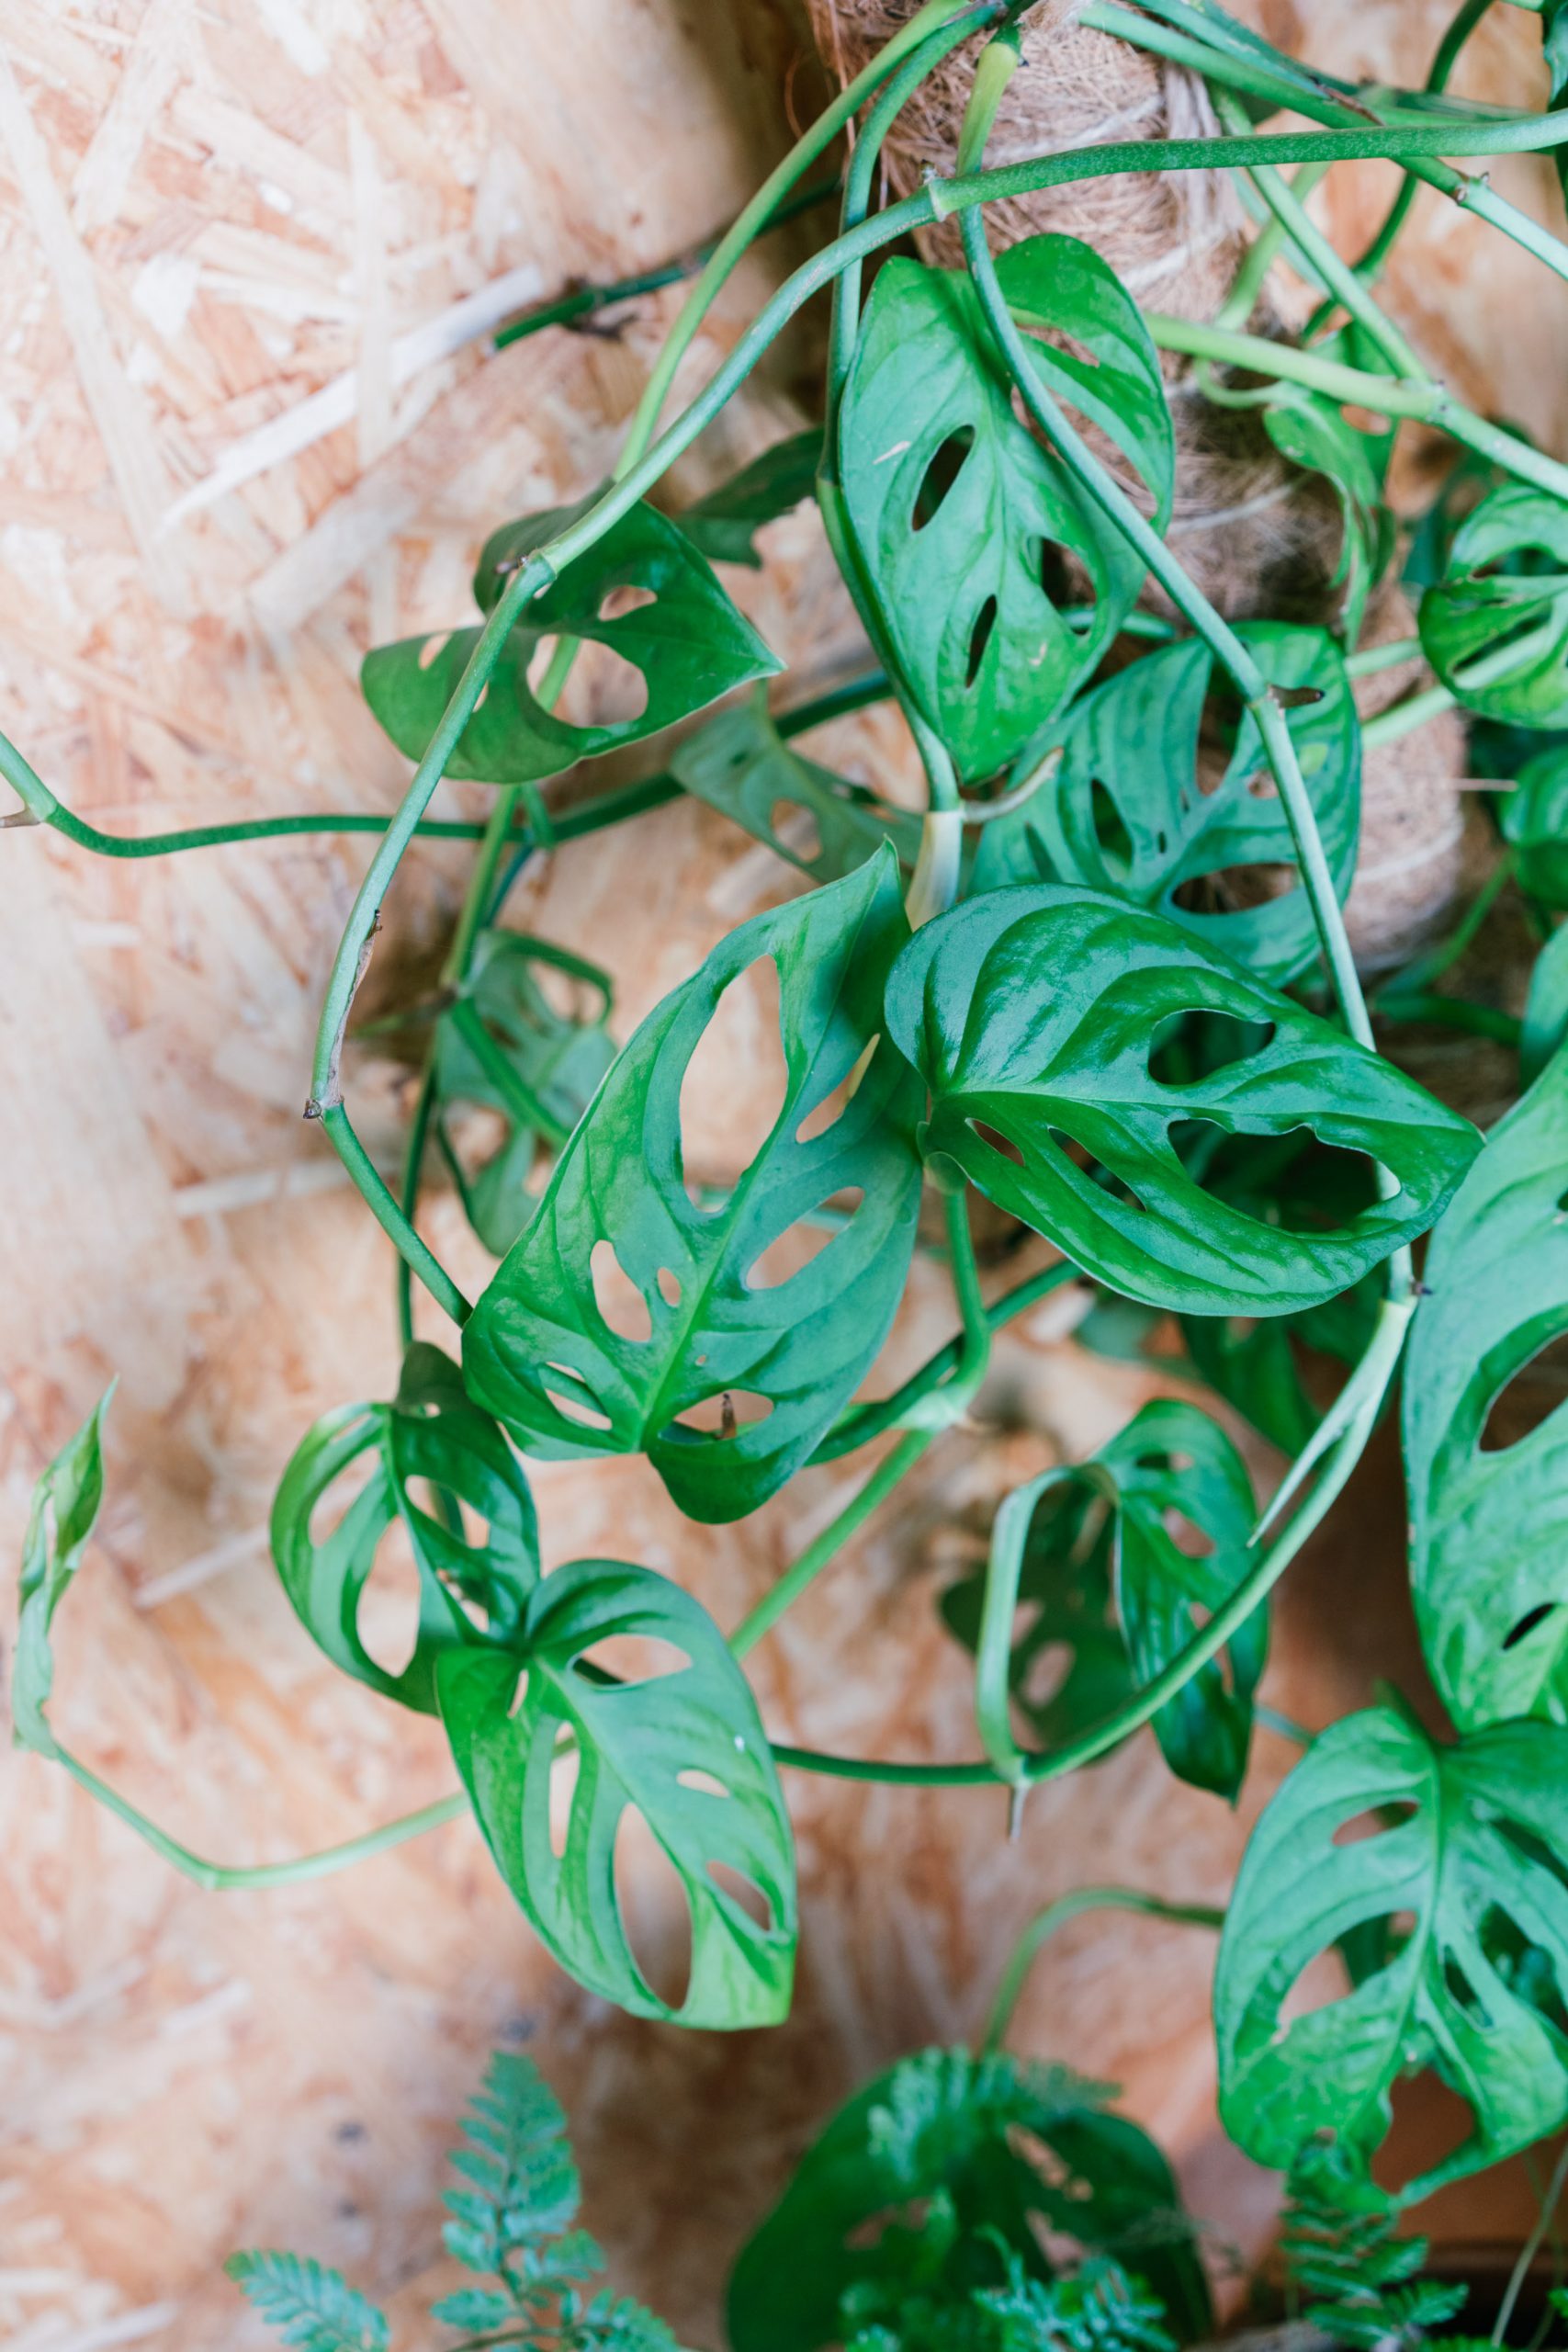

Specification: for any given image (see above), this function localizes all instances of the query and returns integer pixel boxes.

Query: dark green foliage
[679,430,823,568]
[1504,745,1568,908]
[1419,485,1568,729]
[672,690,920,883]
[1280,2162,1468,2350]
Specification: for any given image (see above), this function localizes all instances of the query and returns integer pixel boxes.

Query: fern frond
[867,2049,1114,2189]
[225,2251,389,2352]
[1280,2163,1469,2351]
[567,2286,683,2352]
[978,2256,1175,2352]
[444,2050,582,2274]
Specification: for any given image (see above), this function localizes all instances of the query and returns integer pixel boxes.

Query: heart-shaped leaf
[436,1559,796,2030]
[837,255,1150,784]
[1404,1046,1568,1733]
[433,933,615,1258]
[1419,486,1568,729]
[362,493,780,785]
[885,887,1480,1317]
[726,2047,1212,2352]
[951,1401,1263,1800]
[1216,1699,1568,2197]
[671,690,920,884]
[12,1388,112,1758]
[1503,745,1568,908]
[680,430,823,569]
[970,625,1362,985]
[270,1344,538,1714]
[463,845,923,1523]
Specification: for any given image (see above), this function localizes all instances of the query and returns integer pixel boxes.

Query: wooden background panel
[0,4,1564,2346]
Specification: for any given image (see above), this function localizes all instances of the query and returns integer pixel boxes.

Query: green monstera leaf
[1216,1699,1568,2198]
[680,430,823,569]
[437,1559,795,2030]
[1404,1046,1568,1733]
[1263,387,1395,648]
[956,1402,1263,1801]
[1503,745,1568,909]
[837,242,1166,783]
[270,1344,538,1714]
[362,493,779,785]
[1523,922,1568,1088]
[885,888,1479,1317]
[1419,486,1568,729]
[432,932,615,1259]
[970,625,1361,985]
[11,1388,113,1759]
[671,690,920,885]
[727,2047,1212,2352]
[463,845,923,1523]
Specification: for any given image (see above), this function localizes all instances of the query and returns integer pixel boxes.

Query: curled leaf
[672,690,919,884]
[1503,744,1568,909]
[680,431,823,569]
[1419,485,1568,729]
[12,1388,113,1758]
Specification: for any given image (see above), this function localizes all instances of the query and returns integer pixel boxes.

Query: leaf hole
[589,1238,653,1345]
[1089,778,1133,880]
[416,631,451,672]
[355,1518,425,1682]
[965,594,999,691]
[542,1363,614,1433]
[548,1740,580,1859]
[1148,1011,1276,1088]
[911,427,975,532]
[1479,1327,1568,1454]
[967,1118,1025,1170]
[769,797,825,865]
[1504,1601,1561,1653]
[1331,1801,1417,1849]
[707,1859,775,1934]
[1034,535,1074,604]
[598,582,658,621]
[666,1390,776,1443]
[745,1188,864,1292]
[795,1038,878,1145]
[613,1804,693,2015]
[657,1266,682,1308]
[677,1769,730,1799]
[1162,1510,1214,1561]
[567,638,650,728]
[572,1633,692,1688]
[1481,1905,1568,2035]
[679,954,788,1185]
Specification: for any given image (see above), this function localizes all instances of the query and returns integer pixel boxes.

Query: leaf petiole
[983,1888,1226,2052]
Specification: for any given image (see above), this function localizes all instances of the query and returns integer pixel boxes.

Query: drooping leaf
[442,2051,581,2274]
[12,1388,112,1758]
[225,2252,388,2352]
[953,1402,1262,1801]
[438,1560,795,2030]
[362,493,780,785]
[1503,743,1568,908]
[727,2048,1212,2352]
[1404,1044,1568,1732]
[680,431,823,568]
[270,1343,537,1714]
[885,887,1480,1317]
[671,690,920,884]
[1263,390,1395,647]
[463,845,922,1523]
[433,932,615,1257]
[837,256,1149,784]
[1522,921,1568,1088]
[969,625,1362,986]
[1419,485,1568,729]
[1215,1698,1568,2195]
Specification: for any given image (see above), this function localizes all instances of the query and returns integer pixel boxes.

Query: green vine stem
[983,1888,1227,2052]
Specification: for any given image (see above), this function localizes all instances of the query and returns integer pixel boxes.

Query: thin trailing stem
[983,1888,1226,2052]
[1495,2135,1568,2347]
[728,1428,935,1661]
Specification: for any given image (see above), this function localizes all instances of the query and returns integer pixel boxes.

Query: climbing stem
[728,1430,935,1660]
[984,1888,1226,2052]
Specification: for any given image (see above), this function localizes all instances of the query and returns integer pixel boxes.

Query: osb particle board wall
[0,4,1562,2346]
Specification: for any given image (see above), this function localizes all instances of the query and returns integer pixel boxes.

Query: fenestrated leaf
[1419,486,1568,729]
[726,2048,1212,2352]
[970,625,1362,985]
[953,1402,1263,1801]
[362,493,780,785]
[1503,743,1568,908]
[12,1388,112,1758]
[1263,391,1395,647]
[225,2253,388,2352]
[270,1344,538,1714]
[671,690,920,884]
[994,232,1176,526]
[1215,1698,1568,2197]
[680,431,823,568]
[885,887,1480,1317]
[434,931,615,1258]
[1522,921,1568,1087]
[463,845,923,1524]
[837,257,1146,785]
[437,1559,796,2030]
[1404,1044,1568,1732]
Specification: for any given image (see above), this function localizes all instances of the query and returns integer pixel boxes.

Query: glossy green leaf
[1404,1045,1568,1732]
[671,690,920,884]
[970,625,1362,985]
[1522,922,1568,1088]
[270,1344,537,1715]
[434,932,615,1258]
[1263,392,1394,647]
[1419,486,1568,729]
[955,1402,1262,1801]
[727,2048,1212,2352]
[12,1388,112,1758]
[1503,744,1568,908]
[680,431,822,569]
[837,257,1145,784]
[362,494,780,785]
[994,232,1177,526]
[886,887,1480,1316]
[437,1558,796,2030]
[1216,1699,1568,2197]
[463,846,922,1523]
